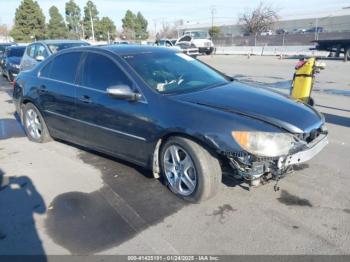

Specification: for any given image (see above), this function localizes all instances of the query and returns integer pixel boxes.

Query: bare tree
[158,20,183,39]
[239,2,279,34]
[0,24,9,36]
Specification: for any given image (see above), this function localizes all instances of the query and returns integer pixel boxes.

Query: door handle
[79,95,92,104]
[38,85,47,93]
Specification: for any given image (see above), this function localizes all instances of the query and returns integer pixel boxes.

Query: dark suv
[1,45,26,82]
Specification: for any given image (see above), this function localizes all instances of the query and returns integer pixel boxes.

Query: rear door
[21,44,37,71]
[75,51,152,164]
[38,51,83,141]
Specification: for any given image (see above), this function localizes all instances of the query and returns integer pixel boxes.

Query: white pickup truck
[180,30,215,55]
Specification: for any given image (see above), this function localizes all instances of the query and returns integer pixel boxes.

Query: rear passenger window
[81,53,131,91]
[49,52,81,83]
[40,61,53,78]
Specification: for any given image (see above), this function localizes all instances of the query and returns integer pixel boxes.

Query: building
[178,8,350,37]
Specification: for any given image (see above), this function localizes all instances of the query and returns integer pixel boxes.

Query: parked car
[155,39,199,58]
[307,27,324,33]
[0,42,17,72]
[292,28,307,34]
[113,41,129,45]
[260,30,274,36]
[276,29,288,35]
[1,45,26,82]
[20,40,89,72]
[13,45,328,202]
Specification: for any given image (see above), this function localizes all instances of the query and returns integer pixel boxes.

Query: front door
[75,52,154,165]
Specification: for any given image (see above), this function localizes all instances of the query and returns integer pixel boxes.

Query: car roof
[33,39,88,45]
[62,44,178,56]
[6,45,26,50]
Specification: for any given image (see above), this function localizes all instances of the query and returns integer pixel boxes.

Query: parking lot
[0,55,350,256]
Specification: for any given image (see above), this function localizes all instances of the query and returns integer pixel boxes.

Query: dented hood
[174,82,324,134]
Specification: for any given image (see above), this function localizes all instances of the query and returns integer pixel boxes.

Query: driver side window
[81,53,132,91]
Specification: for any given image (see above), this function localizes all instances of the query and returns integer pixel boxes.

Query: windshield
[8,47,25,57]
[184,31,208,39]
[123,52,229,94]
[48,42,89,54]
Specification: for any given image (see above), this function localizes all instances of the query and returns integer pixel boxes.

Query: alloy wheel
[25,109,43,140]
[163,145,197,196]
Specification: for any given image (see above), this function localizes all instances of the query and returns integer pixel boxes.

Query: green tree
[135,12,148,40]
[122,10,137,40]
[208,26,221,39]
[47,6,68,39]
[65,0,81,39]
[121,10,149,40]
[10,0,46,42]
[83,0,99,40]
[95,17,116,42]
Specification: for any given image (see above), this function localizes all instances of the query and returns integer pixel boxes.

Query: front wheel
[22,103,51,143]
[160,137,221,202]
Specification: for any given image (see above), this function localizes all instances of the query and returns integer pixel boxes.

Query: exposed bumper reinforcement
[285,134,328,166]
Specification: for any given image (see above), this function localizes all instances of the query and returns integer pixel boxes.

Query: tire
[308,97,315,106]
[22,103,51,143]
[160,136,221,202]
[7,71,14,82]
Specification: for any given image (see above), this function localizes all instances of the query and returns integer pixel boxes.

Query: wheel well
[151,132,220,178]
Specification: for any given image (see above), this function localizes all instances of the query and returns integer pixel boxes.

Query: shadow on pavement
[45,147,188,254]
[316,104,350,113]
[0,169,47,260]
[323,113,350,128]
[0,118,25,140]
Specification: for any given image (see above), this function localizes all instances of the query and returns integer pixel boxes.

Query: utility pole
[81,21,85,40]
[107,31,110,43]
[210,5,216,33]
[89,6,95,42]
[314,17,318,41]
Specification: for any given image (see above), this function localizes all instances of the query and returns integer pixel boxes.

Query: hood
[174,82,324,134]
[7,56,21,65]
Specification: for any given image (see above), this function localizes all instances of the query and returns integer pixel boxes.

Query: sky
[0,0,349,31]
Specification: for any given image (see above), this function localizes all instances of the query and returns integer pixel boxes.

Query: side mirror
[106,85,142,101]
[35,55,45,62]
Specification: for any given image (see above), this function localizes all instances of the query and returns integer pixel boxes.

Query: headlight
[232,131,295,157]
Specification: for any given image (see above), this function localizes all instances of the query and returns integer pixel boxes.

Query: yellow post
[291,57,316,104]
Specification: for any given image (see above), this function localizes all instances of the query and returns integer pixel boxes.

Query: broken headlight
[232,131,295,157]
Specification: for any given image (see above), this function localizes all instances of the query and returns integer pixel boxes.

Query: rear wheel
[22,103,51,143]
[7,71,14,82]
[160,137,221,202]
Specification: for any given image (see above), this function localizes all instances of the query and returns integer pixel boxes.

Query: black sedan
[1,45,26,82]
[13,45,328,202]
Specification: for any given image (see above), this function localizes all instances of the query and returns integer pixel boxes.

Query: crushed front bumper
[228,133,328,185]
[284,133,328,166]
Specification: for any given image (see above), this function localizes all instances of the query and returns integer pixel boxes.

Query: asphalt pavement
[0,55,349,256]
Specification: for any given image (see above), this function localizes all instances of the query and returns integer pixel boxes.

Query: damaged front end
[225,125,328,189]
